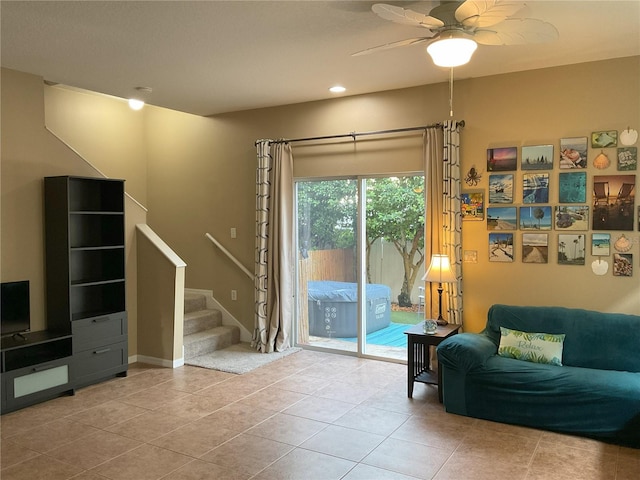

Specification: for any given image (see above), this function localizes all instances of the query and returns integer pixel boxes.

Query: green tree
[366,177,425,307]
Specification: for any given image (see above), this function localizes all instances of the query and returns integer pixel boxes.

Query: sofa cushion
[498,327,565,366]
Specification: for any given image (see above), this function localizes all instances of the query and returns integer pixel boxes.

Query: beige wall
[3,57,638,348]
[1,68,145,354]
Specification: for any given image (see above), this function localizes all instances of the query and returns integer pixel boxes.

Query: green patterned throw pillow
[498,327,565,366]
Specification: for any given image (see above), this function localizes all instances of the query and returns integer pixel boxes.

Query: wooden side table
[405,322,461,402]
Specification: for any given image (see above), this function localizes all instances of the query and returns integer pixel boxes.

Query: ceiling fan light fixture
[427,35,477,68]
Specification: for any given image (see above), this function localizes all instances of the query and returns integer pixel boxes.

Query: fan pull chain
[449,67,454,117]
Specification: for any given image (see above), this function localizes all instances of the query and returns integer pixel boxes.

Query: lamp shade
[422,254,456,283]
[427,34,477,68]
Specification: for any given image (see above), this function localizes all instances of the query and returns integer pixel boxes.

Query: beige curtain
[424,121,463,326]
[254,140,294,353]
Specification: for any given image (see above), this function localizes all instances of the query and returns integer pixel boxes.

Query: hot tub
[307,281,391,337]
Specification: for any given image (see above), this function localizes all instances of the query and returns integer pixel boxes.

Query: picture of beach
[560,137,588,169]
[558,234,586,265]
[487,147,517,172]
[489,174,513,203]
[522,233,548,264]
[617,147,637,171]
[523,173,549,203]
[592,233,610,256]
[521,145,553,170]
[519,206,552,230]
[489,233,514,262]
[487,207,517,230]
[461,192,484,221]
[613,253,633,276]
[592,174,636,231]
[555,206,589,230]
[559,172,587,203]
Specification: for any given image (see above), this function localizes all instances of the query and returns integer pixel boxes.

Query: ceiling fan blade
[474,18,559,45]
[351,36,434,56]
[455,0,526,28]
[372,3,444,29]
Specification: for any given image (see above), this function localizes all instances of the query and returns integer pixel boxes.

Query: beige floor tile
[65,400,149,429]
[434,453,528,480]
[246,412,328,446]
[104,410,191,442]
[237,385,308,412]
[200,433,293,476]
[342,463,422,480]
[455,428,539,464]
[0,439,40,469]
[198,401,276,433]
[119,384,191,409]
[530,442,617,480]
[89,444,192,480]
[0,453,83,480]
[272,374,331,394]
[390,415,466,453]
[251,447,356,480]
[5,418,98,453]
[160,458,250,480]
[333,404,410,436]
[362,437,452,480]
[616,454,640,480]
[282,394,356,423]
[315,380,382,404]
[153,392,230,420]
[149,420,236,457]
[45,430,141,470]
[156,369,235,394]
[300,424,386,461]
[360,388,433,416]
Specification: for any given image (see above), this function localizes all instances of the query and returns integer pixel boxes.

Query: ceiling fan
[354,1,559,67]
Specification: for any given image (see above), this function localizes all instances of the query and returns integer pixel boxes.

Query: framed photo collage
[461,133,637,276]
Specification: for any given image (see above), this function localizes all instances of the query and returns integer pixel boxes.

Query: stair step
[184,293,206,314]
[184,326,240,360]
[184,309,222,335]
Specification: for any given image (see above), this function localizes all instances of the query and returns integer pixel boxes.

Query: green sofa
[437,304,640,447]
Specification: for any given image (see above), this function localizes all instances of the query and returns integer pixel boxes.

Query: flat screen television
[1,280,31,337]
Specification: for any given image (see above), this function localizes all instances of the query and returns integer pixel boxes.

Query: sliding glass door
[295,175,425,361]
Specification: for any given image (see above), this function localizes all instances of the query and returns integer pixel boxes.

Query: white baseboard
[186,288,252,342]
[132,354,184,368]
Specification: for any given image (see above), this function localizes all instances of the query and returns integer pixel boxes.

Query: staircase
[183,292,240,361]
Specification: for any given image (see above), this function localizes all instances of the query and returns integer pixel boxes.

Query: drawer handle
[92,317,110,323]
[94,348,111,355]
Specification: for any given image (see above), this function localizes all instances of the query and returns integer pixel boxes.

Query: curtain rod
[263,120,465,146]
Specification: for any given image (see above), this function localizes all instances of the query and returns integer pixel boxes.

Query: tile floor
[1,350,638,480]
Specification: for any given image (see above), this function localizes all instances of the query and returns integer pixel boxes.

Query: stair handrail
[205,233,254,281]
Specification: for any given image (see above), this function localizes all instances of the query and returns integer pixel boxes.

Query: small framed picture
[617,147,637,171]
[559,172,587,203]
[489,174,514,203]
[592,130,618,148]
[487,147,517,172]
[591,233,610,256]
[489,233,514,262]
[521,145,553,170]
[592,175,636,231]
[523,173,549,203]
[522,233,548,264]
[461,191,484,221]
[613,253,633,276]
[519,206,552,230]
[487,207,517,231]
[555,206,589,231]
[560,137,588,169]
[558,234,586,265]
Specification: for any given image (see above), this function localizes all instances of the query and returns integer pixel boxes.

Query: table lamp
[422,254,456,325]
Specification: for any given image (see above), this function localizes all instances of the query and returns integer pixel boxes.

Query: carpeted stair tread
[184,293,206,314]
[184,309,222,335]
[183,325,240,359]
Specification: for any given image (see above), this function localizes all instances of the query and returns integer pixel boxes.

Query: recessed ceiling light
[128,86,152,110]
[329,85,346,93]
[128,99,145,110]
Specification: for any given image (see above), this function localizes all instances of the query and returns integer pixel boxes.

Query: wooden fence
[297,249,355,344]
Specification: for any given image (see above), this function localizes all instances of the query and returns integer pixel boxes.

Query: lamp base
[436,316,448,326]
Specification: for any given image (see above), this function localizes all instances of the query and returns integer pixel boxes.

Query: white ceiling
[2,1,639,116]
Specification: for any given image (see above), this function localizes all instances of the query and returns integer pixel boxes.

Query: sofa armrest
[437,333,497,372]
